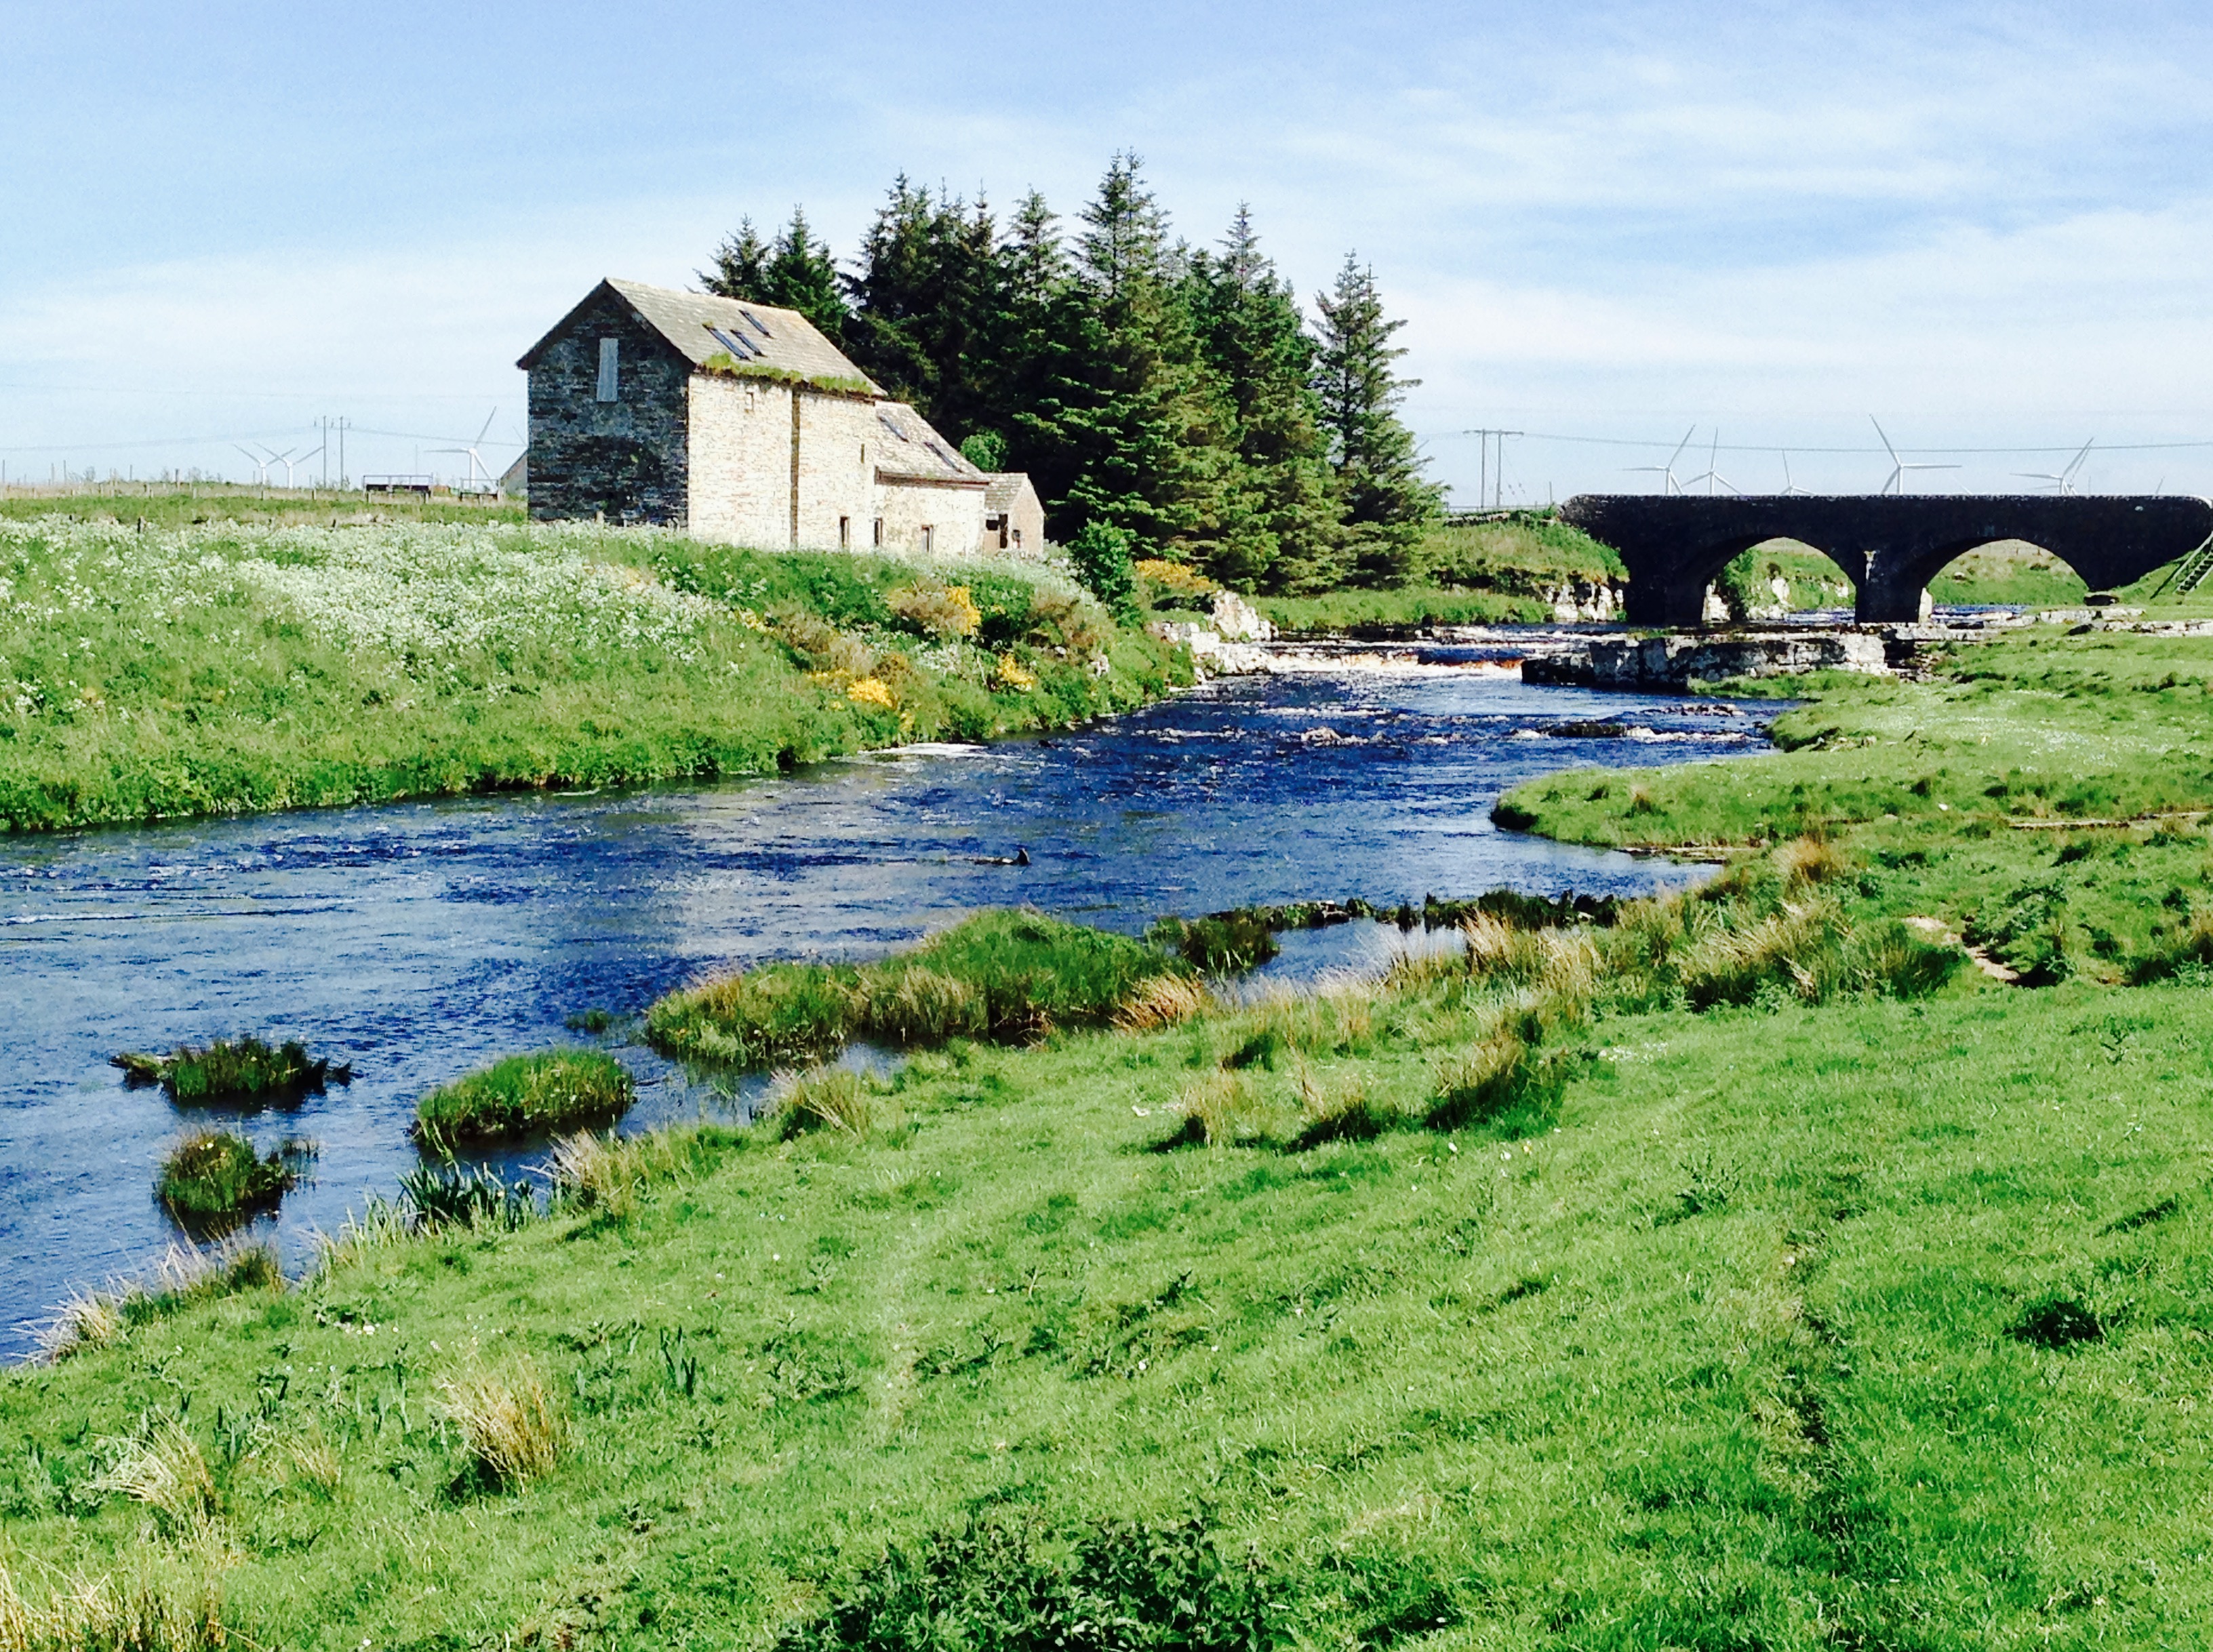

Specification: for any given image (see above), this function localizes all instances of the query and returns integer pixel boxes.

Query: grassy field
[0,512,1181,832]
[3,902,2208,1647]
[0,484,525,531]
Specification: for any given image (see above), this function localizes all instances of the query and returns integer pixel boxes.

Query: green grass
[0,481,525,530]
[0,514,1182,832]
[1494,629,2213,986]
[9,622,2213,1649]
[7,935,2212,1646]
[413,1050,636,1148]
[111,1036,347,1102]
[155,1130,314,1228]
[1250,515,1625,632]
[647,909,1192,1067]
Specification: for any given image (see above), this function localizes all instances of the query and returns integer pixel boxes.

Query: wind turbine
[1681,430,1740,497]
[1778,452,1814,496]
[430,409,500,492]
[1626,425,1697,496]
[256,445,314,488]
[1870,417,1960,495]
[2014,439,2093,496]
[234,445,273,486]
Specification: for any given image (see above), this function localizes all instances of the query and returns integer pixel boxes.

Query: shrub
[435,1358,565,1487]
[156,1130,313,1228]
[886,579,982,641]
[112,1036,348,1102]
[1846,918,1963,998]
[774,1508,1275,1652]
[1067,521,1139,620]
[1774,831,1854,887]
[412,1050,633,1148]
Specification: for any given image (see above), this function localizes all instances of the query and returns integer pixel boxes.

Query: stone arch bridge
[1557,495,2213,626]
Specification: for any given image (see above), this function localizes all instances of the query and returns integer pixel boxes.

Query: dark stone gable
[525,286,691,526]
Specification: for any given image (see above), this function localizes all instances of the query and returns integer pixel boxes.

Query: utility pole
[338,417,349,490]
[1466,429,1523,508]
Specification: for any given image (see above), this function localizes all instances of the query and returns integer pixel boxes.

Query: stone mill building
[517,277,1043,557]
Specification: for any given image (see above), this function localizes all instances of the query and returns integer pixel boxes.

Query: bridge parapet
[1557,494,2213,626]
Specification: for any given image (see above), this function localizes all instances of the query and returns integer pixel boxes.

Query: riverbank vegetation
[5,627,2209,1648]
[0,513,1179,832]
[646,909,1191,1067]
[1496,627,2213,985]
[413,1051,635,1149]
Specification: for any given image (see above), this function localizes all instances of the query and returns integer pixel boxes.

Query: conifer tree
[700,208,848,340]
[843,180,1002,439]
[1313,254,1442,586]
[994,189,1083,508]
[1043,153,1229,561]
[1186,207,1341,591]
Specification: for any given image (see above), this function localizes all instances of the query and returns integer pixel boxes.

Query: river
[0,652,1766,1355]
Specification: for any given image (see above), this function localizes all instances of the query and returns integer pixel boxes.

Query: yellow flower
[992,653,1037,692]
[848,676,895,709]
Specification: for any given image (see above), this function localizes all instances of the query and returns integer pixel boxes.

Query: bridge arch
[1557,495,2213,627]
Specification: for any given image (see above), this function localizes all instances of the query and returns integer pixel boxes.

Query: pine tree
[1042,153,1229,561]
[843,180,1002,439]
[995,189,1083,510]
[1313,254,1442,586]
[700,208,848,340]
[1186,207,1341,592]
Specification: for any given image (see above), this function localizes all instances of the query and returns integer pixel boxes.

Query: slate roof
[873,402,986,485]
[982,473,1034,512]
[517,278,882,394]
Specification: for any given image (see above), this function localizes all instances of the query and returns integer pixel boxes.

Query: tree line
[701,153,1441,594]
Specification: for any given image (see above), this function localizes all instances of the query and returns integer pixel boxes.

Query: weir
[1558,494,2213,626]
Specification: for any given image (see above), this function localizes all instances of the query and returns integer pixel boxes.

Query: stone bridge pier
[1556,495,2213,626]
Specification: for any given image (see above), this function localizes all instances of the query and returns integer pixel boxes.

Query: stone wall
[687,378,885,551]
[526,289,690,526]
[797,392,879,551]
[874,474,988,558]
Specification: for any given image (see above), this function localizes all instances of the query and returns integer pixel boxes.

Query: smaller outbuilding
[981,472,1045,557]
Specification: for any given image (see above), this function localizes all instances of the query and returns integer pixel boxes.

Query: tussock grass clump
[398,1161,535,1231]
[1289,1079,1401,1150]
[113,1035,348,1102]
[1426,1032,1570,1133]
[1161,1072,1268,1149]
[551,1125,735,1217]
[0,1558,231,1652]
[1148,910,1280,972]
[435,1358,565,1489]
[89,1419,219,1535]
[156,1130,314,1228]
[1113,973,1211,1032]
[36,1239,284,1362]
[649,911,1191,1068]
[768,1067,896,1140]
[412,1049,633,1148]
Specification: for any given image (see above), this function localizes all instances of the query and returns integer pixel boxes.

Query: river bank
[0,516,1182,834]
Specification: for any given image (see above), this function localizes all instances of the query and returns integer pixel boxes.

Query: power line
[1427,428,2213,456]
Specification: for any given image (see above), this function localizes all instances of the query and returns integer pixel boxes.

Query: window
[873,518,884,547]
[596,338,619,402]
[838,516,851,550]
[1012,529,1024,550]
[920,525,934,554]
[744,390,756,413]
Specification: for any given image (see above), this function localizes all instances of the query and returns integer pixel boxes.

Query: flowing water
[0,652,1769,1354]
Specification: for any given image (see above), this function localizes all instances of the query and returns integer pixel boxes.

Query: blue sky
[4,0,2212,500]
